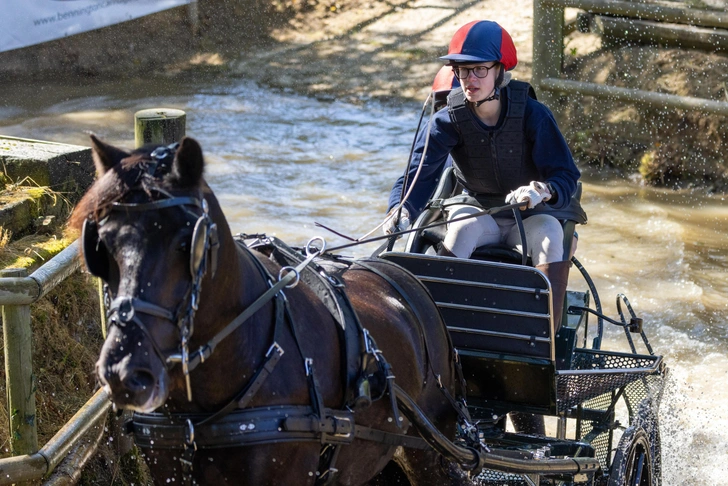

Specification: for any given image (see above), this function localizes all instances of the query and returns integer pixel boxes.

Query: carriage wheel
[607,426,654,486]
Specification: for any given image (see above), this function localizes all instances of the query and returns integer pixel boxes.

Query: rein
[320,201,528,255]
[100,187,323,403]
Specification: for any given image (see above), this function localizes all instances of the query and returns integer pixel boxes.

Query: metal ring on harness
[278,267,300,288]
[306,236,326,256]
[185,418,196,448]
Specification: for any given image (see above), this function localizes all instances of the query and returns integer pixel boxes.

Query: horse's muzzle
[97,340,169,412]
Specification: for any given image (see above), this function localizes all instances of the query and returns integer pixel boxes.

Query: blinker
[82,218,111,281]
[190,216,209,278]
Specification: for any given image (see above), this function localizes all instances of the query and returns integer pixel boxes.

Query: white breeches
[442,204,565,266]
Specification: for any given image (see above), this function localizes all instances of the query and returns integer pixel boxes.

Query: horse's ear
[90,134,130,177]
[171,137,204,188]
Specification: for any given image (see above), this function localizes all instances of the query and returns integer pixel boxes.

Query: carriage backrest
[379,252,557,415]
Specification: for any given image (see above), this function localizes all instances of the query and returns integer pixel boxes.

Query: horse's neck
[195,193,269,331]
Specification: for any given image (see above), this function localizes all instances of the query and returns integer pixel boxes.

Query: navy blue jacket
[388,88,580,220]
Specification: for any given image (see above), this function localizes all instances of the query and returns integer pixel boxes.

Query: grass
[0,179,151,483]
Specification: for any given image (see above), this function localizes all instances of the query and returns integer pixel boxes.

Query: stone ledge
[0,136,94,200]
[0,136,94,239]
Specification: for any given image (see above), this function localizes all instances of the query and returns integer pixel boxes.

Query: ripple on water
[1,78,727,482]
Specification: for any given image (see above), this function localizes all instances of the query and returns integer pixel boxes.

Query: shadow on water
[0,76,726,484]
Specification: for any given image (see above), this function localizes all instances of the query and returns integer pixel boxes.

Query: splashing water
[1,77,726,483]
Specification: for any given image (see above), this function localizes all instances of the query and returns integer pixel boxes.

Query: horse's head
[71,135,219,412]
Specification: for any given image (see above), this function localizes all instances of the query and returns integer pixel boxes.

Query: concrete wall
[0,137,93,237]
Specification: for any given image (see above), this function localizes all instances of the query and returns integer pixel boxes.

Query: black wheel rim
[609,427,653,486]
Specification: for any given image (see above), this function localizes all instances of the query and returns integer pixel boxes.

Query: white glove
[383,207,410,235]
[505,181,552,209]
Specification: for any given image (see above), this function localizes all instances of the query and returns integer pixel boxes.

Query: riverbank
[1,0,727,189]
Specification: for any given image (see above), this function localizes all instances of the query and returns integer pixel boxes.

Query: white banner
[0,0,193,53]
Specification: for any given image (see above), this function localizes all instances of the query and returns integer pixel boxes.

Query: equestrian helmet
[440,20,517,71]
[432,64,461,93]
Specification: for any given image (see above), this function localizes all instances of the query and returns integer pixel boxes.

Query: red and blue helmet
[440,20,518,71]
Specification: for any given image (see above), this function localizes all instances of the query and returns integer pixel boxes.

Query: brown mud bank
[1,0,727,190]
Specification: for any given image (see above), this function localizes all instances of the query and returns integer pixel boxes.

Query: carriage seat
[404,166,587,265]
[419,224,531,265]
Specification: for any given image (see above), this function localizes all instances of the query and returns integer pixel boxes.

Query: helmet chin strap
[474,87,500,107]
[473,71,510,107]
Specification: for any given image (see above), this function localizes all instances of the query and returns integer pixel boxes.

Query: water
[1,76,726,484]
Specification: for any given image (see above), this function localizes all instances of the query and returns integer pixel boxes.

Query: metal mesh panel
[624,374,665,413]
[574,371,666,473]
[555,350,662,412]
[577,391,616,472]
[626,374,666,482]
[473,469,531,485]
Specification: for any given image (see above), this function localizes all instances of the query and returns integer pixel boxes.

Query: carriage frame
[377,167,666,486]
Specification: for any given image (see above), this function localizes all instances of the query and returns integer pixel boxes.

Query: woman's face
[452,63,499,103]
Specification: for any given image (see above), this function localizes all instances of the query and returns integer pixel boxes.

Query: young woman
[385,20,580,330]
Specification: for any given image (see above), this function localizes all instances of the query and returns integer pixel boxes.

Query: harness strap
[195,341,284,427]
[130,405,431,450]
[182,244,319,372]
[110,196,201,212]
[249,236,368,409]
[107,297,172,371]
[316,444,343,486]
[193,246,292,428]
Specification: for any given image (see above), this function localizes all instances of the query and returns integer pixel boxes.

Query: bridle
[84,144,220,401]
[85,143,322,403]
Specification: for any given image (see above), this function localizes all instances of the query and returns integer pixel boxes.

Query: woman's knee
[444,206,499,257]
[524,215,564,264]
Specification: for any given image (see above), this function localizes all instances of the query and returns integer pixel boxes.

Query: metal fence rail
[0,240,110,484]
[533,0,728,114]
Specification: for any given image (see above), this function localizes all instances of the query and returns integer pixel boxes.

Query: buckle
[322,414,355,445]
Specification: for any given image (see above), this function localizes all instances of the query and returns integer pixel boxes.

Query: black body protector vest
[447,80,539,204]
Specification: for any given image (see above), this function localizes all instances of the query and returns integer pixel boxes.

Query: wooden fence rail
[533,0,728,113]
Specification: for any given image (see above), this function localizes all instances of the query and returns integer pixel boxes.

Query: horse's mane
[68,152,159,233]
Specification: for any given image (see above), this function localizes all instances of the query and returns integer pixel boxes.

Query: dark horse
[69,136,475,485]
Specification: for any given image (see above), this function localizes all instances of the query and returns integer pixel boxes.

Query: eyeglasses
[452,64,497,80]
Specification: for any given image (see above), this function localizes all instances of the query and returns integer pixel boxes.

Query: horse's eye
[177,241,188,253]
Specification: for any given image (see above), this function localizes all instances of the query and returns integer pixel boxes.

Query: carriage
[79,136,666,486]
[377,166,666,485]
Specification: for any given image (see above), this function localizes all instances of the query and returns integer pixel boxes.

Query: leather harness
[126,234,438,484]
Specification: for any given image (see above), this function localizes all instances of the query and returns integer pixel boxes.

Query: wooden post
[2,268,38,456]
[188,1,200,36]
[134,108,186,148]
[532,0,565,110]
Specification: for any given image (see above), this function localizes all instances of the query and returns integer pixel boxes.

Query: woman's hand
[383,207,411,234]
[505,181,552,209]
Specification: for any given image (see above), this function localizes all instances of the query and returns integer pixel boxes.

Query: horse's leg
[394,447,475,486]
[141,443,321,485]
[367,453,411,485]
